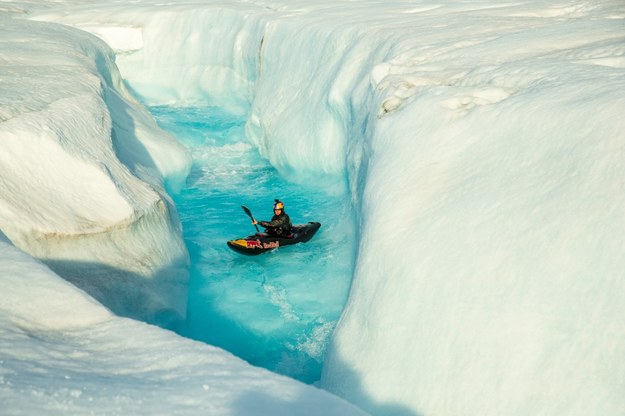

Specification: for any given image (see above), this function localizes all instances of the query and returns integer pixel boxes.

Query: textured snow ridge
[0,233,368,416]
[0,18,192,326]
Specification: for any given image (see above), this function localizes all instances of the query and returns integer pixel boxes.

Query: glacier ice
[3,1,625,415]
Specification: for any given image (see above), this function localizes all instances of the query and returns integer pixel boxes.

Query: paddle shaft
[242,205,260,233]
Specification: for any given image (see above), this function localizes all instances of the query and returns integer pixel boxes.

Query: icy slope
[319,4,625,416]
[0,18,191,326]
[0,233,367,416]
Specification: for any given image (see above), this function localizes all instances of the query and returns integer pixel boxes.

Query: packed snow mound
[0,18,191,326]
[0,233,367,416]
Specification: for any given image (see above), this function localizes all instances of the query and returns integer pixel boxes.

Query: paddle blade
[242,205,260,233]
[241,205,254,220]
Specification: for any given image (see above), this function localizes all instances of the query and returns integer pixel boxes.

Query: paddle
[242,205,260,233]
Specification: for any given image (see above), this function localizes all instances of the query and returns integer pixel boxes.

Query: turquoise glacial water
[150,105,355,383]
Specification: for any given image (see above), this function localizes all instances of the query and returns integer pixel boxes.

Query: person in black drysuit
[253,199,292,237]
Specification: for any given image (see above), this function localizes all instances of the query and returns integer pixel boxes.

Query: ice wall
[26,1,625,415]
[0,17,191,326]
[320,5,625,416]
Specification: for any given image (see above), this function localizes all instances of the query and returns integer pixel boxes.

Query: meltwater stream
[150,105,356,383]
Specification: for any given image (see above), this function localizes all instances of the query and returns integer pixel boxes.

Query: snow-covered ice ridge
[0,15,194,328]
[3,0,625,415]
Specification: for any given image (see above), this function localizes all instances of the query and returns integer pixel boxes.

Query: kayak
[227,222,321,255]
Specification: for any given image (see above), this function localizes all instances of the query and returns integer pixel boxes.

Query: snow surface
[2,0,625,415]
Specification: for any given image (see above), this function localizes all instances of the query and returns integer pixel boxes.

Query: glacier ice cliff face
[0,18,192,327]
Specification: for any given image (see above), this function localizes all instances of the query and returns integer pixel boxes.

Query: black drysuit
[259,212,292,237]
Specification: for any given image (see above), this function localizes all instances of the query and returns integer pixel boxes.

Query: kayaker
[252,199,293,237]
